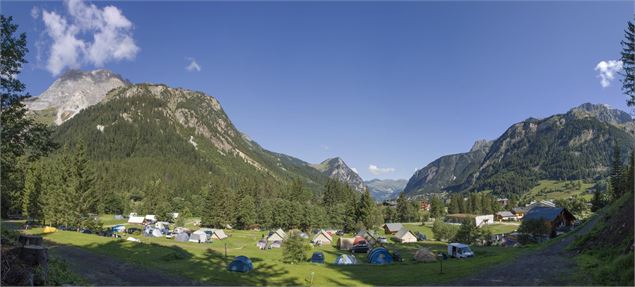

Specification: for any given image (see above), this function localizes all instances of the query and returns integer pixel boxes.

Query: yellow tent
[43,226,57,233]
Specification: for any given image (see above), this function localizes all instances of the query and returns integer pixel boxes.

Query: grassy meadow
[524,180,594,202]
[22,220,530,286]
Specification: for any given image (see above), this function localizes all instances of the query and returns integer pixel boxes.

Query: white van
[448,243,474,258]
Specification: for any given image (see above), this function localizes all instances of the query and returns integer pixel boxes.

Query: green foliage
[395,193,420,222]
[553,195,588,218]
[432,220,459,241]
[1,16,55,217]
[517,219,551,243]
[622,18,635,106]
[453,220,480,244]
[46,258,87,286]
[282,234,308,264]
[356,189,379,229]
[235,195,256,229]
[429,196,445,219]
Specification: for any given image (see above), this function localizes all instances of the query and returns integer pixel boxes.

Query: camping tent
[335,254,357,265]
[210,229,228,240]
[368,247,393,265]
[114,215,124,220]
[392,228,417,243]
[111,225,126,233]
[175,232,190,242]
[299,232,309,239]
[382,223,404,234]
[155,221,170,230]
[43,226,57,233]
[414,248,437,262]
[353,236,366,245]
[145,215,157,222]
[173,227,190,234]
[256,239,267,250]
[311,252,325,264]
[189,232,207,243]
[312,230,333,245]
[270,240,282,248]
[267,228,287,242]
[337,238,354,250]
[128,216,145,224]
[227,256,253,273]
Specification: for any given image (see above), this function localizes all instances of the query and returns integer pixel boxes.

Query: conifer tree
[236,195,256,229]
[621,18,635,106]
[610,143,624,198]
[356,189,376,229]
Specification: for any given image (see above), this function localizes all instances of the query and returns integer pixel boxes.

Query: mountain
[24,69,130,125]
[403,103,635,198]
[312,157,366,193]
[50,78,334,210]
[365,179,408,201]
[403,139,492,195]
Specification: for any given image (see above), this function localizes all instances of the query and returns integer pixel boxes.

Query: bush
[45,258,87,286]
[453,221,479,244]
[282,234,308,264]
[432,220,459,241]
[517,219,551,244]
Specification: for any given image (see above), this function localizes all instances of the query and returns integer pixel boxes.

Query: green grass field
[525,180,594,202]
[24,224,529,286]
[484,224,520,234]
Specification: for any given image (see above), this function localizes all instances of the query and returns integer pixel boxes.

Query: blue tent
[310,252,325,264]
[111,224,126,233]
[228,256,253,273]
[334,254,357,265]
[367,247,393,265]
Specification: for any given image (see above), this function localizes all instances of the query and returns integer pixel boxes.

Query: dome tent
[310,252,325,264]
[175,232,190,242]
[334,254,357,265]
[414,247,437,262]
[227,256,253,273]
[367,247,393,265]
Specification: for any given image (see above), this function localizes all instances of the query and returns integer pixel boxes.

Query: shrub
[432,220,460,241]
[282,234,308,264]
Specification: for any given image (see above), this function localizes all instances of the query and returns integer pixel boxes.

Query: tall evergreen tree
[429,195,445,219]
[396,193,409,222]
[1,16,55,217]
[236,195,256,229]
[448,194,461,214]
[610,143,625,198]
[356,189,376,229]
[21,162,43,221]
[621,18,635,106]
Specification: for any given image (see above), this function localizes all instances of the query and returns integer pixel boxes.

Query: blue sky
[4,1,634,180]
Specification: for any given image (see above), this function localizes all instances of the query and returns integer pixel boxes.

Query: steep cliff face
[312,157,366,193]
[24,69,130,125]
[403,103,635,197]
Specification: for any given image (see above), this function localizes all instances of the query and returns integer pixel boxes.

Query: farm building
[312,230,333,245]
[337,237,355,250]
[522,207,576,237]
[495,211,517,221]
[512,207,528,219]
[267,228,287,242]
[392,228,417,243]
[382,223,404,235]
[420,201,430,211]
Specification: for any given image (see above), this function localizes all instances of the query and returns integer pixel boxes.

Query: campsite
[14,216,531,286]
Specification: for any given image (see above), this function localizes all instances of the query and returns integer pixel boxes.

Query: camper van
[447,243,474,258]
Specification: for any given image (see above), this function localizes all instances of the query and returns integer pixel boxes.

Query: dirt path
[449,217,599,286]
[49,245,200,286]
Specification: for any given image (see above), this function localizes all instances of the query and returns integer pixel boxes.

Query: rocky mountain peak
[313,157,366,193]
[567,103,633,126]
[470,139,493,152]
[24,69,130,125]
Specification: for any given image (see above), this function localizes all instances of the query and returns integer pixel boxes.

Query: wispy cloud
[368,164,395,175]
[37,0,139,75]
[31,6,40,19]
[186,57,201,72]
[595,60,623,88]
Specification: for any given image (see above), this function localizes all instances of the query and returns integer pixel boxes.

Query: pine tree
[236,195,256,229]
[22,162,43,221]
[621,18,635,106]
[429,195,445,219]
[610,143,624,198]
[356,189,375,229]
[448,194,461,214]
[201,182,228,228]
[396,193,409,222]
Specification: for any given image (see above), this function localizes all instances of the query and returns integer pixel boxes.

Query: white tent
[211,229,228,240]
[189,232,207,243]
[145,215,157,222]
[267,228,287,242]
[151,228,163,237]
[392,228,417,243]
[312,230,333,245]
[128,216,145,224]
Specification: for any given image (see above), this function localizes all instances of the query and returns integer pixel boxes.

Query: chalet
[522,207,576,237]
[382,223,404,235]
[495,211,517,222]
[496,198,509,207]
[511,207,529,219]
[392,228,417,243]
[420,201,431,211]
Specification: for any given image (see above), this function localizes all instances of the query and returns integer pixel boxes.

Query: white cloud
[368,164,395,175]
[351,167,358,174]
[38,0,139,75]
[185,58,201,72]
[595,60,623,88]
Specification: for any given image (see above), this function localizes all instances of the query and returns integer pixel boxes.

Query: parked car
[127,227,142,234]
[378,237,388,244]
[336,230,345,236]
[351,241,370,253]
[447,243,474,258]
[80,229,93,234]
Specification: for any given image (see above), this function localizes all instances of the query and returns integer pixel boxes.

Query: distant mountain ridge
[312,157,366,193]
[404,103,635,197]
[365,179,408,201]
